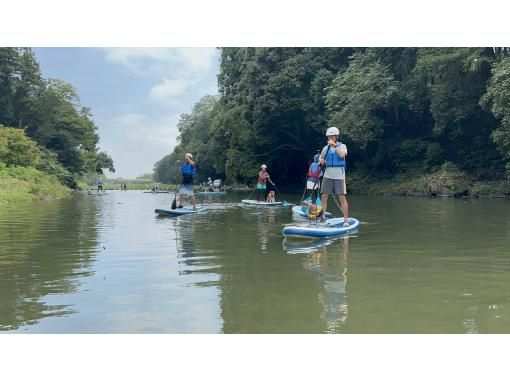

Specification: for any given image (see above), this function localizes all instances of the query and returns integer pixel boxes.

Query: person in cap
[256,164,275,202]
[178,153,197,210]
[319,127,349,227]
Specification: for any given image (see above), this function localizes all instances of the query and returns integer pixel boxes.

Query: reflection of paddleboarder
[256,208,276,254]
[303,238,350,332]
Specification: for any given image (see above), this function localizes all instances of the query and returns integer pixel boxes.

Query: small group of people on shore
[174,127,349,225]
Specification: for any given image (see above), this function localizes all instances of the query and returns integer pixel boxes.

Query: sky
[33,48,220,178]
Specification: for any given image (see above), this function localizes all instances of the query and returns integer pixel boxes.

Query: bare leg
[321,193,329,218]
[191,195,196,210]
[179,193,184,207]
[339,194,349,224]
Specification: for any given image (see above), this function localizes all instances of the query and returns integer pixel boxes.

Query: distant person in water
[97,177,103,192]
[256,164,275,202]
[179,153,197,210]
[319,127,349,226]
[207,177,214,192]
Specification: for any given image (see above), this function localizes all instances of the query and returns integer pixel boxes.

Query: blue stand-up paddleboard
[241,199,284,206]
[291,205,332,219]
[283,217,360,239]
[197,191,226,195]
[155,206,208,216]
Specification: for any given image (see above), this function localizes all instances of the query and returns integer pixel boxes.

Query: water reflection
[285,237,350,333]
[240,206,279,254]
[0,196,99,331]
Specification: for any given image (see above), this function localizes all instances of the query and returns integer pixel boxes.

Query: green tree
[0,125,42,167]
[480,56,510,174]
[326,51,398,149]
[0,48,18,127]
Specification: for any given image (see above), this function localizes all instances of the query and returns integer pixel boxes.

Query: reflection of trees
[0,195,99,331]
[302,238,350,333]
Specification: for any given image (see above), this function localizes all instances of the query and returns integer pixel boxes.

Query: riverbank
[348,165,510,198]
[0,166,71,202]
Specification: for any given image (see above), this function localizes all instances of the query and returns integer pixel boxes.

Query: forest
[0,48,114,199]
[154,48,510,195]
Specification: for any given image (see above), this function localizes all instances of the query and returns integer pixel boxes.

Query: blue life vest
[324,144,346,168]
[181,163,196,185]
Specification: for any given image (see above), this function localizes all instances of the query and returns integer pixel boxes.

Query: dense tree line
[156,48,510,186]
[0,48,114,186]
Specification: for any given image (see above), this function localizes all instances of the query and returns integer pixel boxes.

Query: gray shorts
[321,177,347,195]
[179,185,194,196]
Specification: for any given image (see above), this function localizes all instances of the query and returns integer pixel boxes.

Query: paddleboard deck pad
[283,217,360,239]
[155,206,208,216]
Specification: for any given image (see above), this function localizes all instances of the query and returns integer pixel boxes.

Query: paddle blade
[171,198,177,210]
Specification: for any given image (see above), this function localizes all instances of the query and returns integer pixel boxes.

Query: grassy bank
[0,166,72,202]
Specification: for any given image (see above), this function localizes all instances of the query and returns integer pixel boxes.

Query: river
[1,191,509,333]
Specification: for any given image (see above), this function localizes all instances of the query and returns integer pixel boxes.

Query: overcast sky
[33,48,220,178]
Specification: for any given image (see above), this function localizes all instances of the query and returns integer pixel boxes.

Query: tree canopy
[155,48,510,185]
[0,48,114,187]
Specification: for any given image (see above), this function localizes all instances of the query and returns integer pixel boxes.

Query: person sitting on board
[256,164,275,202]
[97,177,103,192]
[266,190,276,203]
[178,153,197,210]
[319,127,349,227]
[207,177,214,192]
[307,153,322,201]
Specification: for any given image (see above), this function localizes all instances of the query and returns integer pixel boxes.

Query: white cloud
[150,78,190,104]
[99,113,181,178]
[103,47,219,107]
[103,47,218,77]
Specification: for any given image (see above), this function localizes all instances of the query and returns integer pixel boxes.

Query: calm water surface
[1,191,509,333]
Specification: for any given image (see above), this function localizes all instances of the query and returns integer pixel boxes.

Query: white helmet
[185,153,193,159]
[326,127,340,136]
[261,164,267,169]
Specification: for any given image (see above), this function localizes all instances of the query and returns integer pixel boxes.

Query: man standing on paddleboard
[178,153,197,210]
[319,127,349,227]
